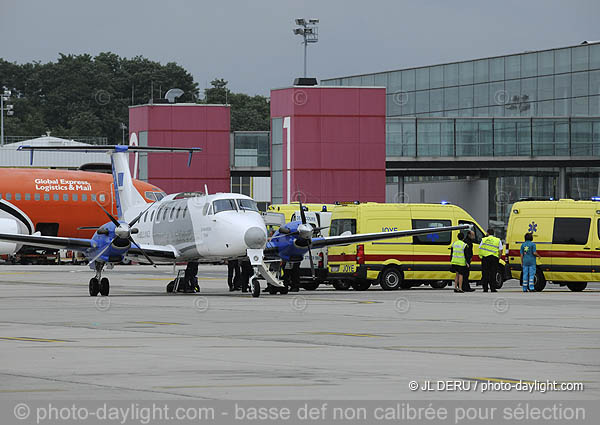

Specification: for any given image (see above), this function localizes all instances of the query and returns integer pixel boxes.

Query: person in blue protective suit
[520,232,541,292]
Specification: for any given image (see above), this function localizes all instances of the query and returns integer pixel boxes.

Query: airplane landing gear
[89,278,100,296]
[89,262,108,296]
[100,277,110,296]
[250,278,261,298]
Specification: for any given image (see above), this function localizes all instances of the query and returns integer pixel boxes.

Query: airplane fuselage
[123,192,268,262]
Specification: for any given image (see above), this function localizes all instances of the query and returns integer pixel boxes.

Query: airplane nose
[244,226,267,249]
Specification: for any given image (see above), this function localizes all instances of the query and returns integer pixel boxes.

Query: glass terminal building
[321,41,600,237]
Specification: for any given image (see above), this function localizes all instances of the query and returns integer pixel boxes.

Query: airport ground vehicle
[506,199,600,291]
[266,203,335,290]
[327,202,507,291]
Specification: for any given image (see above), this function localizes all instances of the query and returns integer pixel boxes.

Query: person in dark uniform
[462,230,476,292]
[239,259,254,292]
[227,259,241,291]
[282,260,301,292]
[182,261,199,293]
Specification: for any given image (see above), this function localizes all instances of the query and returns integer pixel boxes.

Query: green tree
[203,79,270,131]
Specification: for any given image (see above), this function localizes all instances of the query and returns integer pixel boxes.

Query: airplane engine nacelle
[0,218,23,254]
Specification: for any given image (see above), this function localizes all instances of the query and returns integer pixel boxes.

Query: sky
[1,0,599,96]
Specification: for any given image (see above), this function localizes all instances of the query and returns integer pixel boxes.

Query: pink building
[270,86,386,204]
[128,104,230,194]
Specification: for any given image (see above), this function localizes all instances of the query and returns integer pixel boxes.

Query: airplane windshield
[213,199,238,213]
[237,199,259,212]
[154,192,166,201]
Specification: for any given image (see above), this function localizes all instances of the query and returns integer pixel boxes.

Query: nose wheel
[89,278,100,296]
[89,261,108,296]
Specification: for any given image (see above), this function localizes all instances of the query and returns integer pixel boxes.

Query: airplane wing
[128,244,177,260]
[0,233,94,251]
[309,224,470,249]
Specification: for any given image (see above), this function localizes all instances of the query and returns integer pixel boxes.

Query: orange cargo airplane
[0,168,165,241]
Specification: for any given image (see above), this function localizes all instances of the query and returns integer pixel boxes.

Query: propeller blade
[95,201,120,227]
[87,240,114,265]
[307,245,316,279]
[298,198,307,225]
[129,237,156,267]
[128,202,155,227]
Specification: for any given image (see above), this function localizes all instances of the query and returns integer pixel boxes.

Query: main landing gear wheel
[251,278,261,298]
[166,280,175,293]
[99,277,110,296]
[89,278,100,297]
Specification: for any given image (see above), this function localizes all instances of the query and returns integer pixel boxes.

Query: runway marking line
[0,337,73,343]
[0,389,65,393]
[134,321,186,326]
[306,331,385,338]
[155,383,334,389]
[462,377,593,385]
[387,346,514,349]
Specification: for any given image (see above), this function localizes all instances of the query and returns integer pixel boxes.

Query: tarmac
[0,264,598,401]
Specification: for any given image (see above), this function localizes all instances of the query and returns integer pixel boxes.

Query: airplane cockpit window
[154,192,166,201]
[237,199,259,212]
[213,199,238,213]
[144,191,156,201]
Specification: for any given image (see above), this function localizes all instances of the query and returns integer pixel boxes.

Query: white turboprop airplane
[0,145,469,297]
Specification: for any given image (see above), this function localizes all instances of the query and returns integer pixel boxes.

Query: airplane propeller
[91,201,156,267]
[297,199,317,280]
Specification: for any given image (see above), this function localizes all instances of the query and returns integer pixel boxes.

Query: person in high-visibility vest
[479,228,503,292]
[450,232,469,293]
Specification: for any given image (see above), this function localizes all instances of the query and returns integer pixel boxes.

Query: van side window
[552,217,590,245]
[458,220,484,243]
[412,219,452,245]
[329,219,356,236]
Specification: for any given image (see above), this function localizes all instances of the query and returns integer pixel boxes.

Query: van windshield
[329,219,356,236]
[213,199,238,213]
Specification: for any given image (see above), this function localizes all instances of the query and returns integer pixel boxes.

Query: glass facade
[387,117,600,158]
[322,43,600,118]
[323,42,600,233]
[233,132,270,167]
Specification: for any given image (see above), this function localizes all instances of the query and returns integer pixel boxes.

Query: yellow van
[506,199,599,291]
[327,202,506,290]
[266,203,336,233]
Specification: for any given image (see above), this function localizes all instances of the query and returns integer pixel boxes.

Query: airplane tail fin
[111,149,146,219]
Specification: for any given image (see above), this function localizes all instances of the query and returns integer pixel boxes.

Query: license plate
[330,265,355,273]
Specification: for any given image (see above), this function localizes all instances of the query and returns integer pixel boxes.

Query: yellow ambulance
[505,199,599,291]
[327,202,506,290]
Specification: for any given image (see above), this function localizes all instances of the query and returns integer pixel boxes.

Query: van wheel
[351,280,371,291]
[430,281,447,289]
[302,281,320,291]
[332,280,351,290]
[495,266,504,289]
[566,282,587,292]
[379,267,403,291]
[534,270,546,292]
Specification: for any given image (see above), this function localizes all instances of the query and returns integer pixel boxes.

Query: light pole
[1,88,14,146]
[293,18,319,77]
[120,123,127,144]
